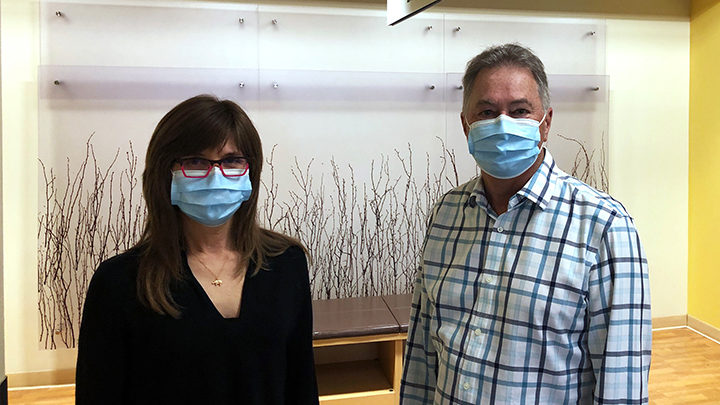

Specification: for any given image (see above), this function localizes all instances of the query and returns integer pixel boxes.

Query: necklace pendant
[211,279,223,287]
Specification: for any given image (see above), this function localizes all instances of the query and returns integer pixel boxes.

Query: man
[400,43,651,405]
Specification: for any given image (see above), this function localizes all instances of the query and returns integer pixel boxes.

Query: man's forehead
[470,66,540,103]
[475,98,533,107]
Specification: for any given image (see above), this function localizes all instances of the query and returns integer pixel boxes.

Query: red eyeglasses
[175,156,249,178]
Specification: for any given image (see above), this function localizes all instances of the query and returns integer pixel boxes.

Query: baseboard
[687,315,720,343]
[652,315,688,330]
[7,368,75,388]
[1,376,8,405]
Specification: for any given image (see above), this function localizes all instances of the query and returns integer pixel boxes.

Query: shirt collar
[518,148,557,211]
[468,148,558,212]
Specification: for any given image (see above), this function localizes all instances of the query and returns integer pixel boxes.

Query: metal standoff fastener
[53,80,61,85]
[427,25,433,31]
[589,31,597,36]
[457,85,463,90]
[454,27,461,32]
[55,11,63,17]
[429,85,435,90]
[590,87,600,91]
[273,83,279,89]
[239,18,244,23]
[272,19,278,25]
[239,82,245,88]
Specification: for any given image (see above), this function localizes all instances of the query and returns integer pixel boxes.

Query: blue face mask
[467,113,546,179]
[170,167,252,227]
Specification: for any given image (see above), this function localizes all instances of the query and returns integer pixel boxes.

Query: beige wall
[2,0,690,377]
[606,19,690,320]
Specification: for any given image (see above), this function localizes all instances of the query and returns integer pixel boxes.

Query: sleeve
[284,249,320,405]
[75,263,129,405]
[586,214,652,405]
[399,272,439,405]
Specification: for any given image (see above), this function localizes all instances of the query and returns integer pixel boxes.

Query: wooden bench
[312,294,413,405]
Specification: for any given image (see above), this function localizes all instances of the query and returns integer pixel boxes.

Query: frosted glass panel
[258,10,444,72]
[257,70,445,103]
[39,65,259,101]
[253,71,448,198]
[547,75,610,188]
[548,74,608,103]
[444,17,605,75]
[41,2,259,68]
[445,73,608,105]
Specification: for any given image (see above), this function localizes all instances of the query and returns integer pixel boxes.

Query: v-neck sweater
[76,245,319,405]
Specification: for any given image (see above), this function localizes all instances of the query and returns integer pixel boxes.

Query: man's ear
[540,107,553,143]
[460,112,469,138]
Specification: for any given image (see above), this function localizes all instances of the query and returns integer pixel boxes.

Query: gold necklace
[195,255,232,287]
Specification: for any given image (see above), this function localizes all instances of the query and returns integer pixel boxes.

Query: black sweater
[76,246,319,405]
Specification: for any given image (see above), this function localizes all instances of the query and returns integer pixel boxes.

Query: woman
[76,95,319,405]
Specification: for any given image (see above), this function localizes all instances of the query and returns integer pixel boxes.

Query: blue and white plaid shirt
[400,150,651,405]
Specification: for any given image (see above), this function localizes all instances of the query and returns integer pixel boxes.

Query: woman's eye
[221,157,248,169]
[181,158,208,169]
[479,110,495,117]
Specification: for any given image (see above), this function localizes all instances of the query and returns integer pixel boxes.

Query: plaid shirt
[400,150,651,405]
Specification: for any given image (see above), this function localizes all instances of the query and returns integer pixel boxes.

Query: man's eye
[512,109,531,116]
[479,110,495,117]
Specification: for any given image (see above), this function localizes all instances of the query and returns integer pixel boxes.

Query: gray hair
[462,43,550,114]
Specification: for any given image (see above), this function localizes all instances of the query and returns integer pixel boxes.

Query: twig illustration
[556,132,609,192]
[38,135,146,349]
[259,137,465,300]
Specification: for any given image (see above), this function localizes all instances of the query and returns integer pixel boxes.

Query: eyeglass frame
[173,156,250,178]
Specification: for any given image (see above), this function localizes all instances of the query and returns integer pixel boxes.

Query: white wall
[606,19,689,320]
[2,0,690,376]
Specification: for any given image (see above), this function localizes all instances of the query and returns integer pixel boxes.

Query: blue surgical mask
[467,113,546,179]
[170,167,252,227]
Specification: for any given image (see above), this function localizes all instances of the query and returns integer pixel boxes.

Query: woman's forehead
[196,138,241,157]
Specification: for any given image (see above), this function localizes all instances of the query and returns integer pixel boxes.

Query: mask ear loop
[537,111,548,151]
[538,111,547,126]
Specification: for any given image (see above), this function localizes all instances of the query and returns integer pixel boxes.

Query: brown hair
[136,94,303,317]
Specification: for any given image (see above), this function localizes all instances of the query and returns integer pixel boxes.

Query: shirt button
[496,226,504,233]
[463,382,470,390]
[474,329,482,336]
[485,275,494,283]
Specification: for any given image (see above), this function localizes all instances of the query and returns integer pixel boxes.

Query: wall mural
[38,2,609,349]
